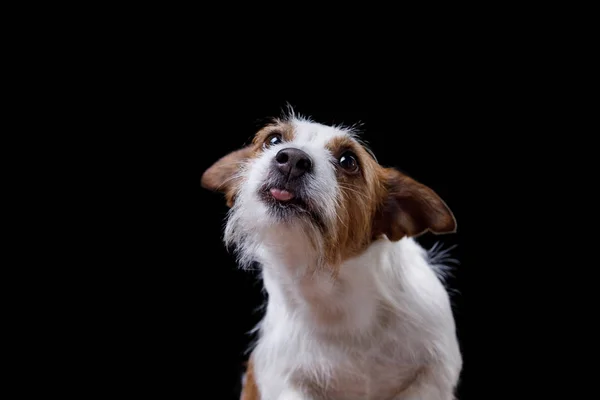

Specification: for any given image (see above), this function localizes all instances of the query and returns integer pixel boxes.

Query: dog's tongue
[270,188,294,201]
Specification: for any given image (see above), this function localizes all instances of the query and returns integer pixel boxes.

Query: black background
[20,10,583,398]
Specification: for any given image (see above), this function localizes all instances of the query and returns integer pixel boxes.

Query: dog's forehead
[290,119,350,148]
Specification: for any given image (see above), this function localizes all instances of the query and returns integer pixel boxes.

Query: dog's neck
[256,226,384,335]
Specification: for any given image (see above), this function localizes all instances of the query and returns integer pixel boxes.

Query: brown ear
[373,169,456,241]
[201,146,253,207]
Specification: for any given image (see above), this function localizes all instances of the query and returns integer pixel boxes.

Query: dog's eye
[264,133,283,148]
[339,151,359,172]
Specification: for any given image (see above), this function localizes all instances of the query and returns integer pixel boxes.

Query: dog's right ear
[201,146,254,207]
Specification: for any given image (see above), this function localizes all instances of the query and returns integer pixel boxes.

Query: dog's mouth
[270,188,295,202]
[259,186,309,210]
[258,184,326,229]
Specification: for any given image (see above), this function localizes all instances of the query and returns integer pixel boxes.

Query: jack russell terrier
[201,111,462,400]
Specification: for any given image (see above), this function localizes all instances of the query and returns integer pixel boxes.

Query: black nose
[274,148,313,179]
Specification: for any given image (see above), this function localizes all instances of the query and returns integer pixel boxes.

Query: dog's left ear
[201,146,254,207]
[373,168,456,241]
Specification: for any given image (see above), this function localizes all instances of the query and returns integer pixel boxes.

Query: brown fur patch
[322,136,386,268]
[240,358,260,400]
[201,146,254,207]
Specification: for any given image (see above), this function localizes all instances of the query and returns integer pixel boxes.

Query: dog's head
[201,113,456,268]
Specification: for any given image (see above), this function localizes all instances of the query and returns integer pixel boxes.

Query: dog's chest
[256,332,422,400]
[302,359,419,400]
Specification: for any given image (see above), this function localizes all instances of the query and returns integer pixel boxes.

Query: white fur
[227,118,462,400]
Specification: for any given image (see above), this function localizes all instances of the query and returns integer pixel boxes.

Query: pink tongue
[270,188,294,201]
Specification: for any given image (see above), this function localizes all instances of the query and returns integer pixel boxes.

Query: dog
[201,111,462,400]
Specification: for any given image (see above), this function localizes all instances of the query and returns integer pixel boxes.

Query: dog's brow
[325,136,358,154]
[253,123,294,144]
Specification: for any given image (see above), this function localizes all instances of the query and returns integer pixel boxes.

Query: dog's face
[202,116,456,267]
